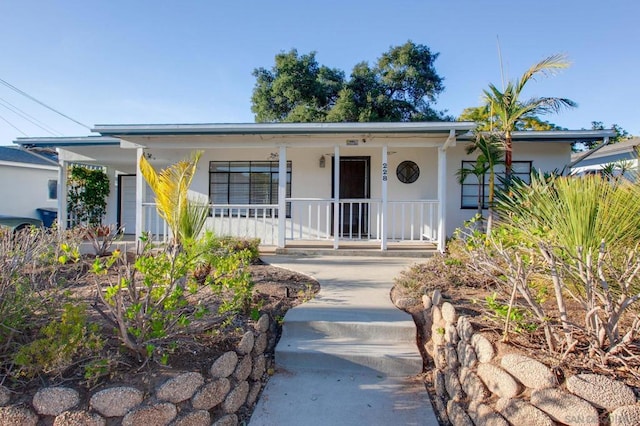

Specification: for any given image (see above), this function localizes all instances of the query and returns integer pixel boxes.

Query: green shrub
[190,233,255,314]
[484,293,537,333]
[13,303,103,378]
[213,236,261,263]
[93,237,198,361]
[93,232,255,363]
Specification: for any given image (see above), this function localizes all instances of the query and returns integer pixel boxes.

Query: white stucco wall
[120,140,571,241]
[444,141,572,237]
[181,145,441,202]
[0,162,58,218]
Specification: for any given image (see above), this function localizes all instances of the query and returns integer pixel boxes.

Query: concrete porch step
[268,240,438,258]
[280,319,417,343]
[276,313,422,376]
[274,247,436,258]
[276,337,423,376]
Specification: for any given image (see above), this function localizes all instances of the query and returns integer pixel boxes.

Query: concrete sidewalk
[248,255,440,426]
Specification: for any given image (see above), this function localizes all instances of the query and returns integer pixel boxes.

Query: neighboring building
[571,137,639,179]
[0,145,58,219]
[15,123,613,251]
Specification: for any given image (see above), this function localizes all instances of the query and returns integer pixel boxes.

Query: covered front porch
[19,122,477,252]
[104,123,476,253]
[141,197,440,250]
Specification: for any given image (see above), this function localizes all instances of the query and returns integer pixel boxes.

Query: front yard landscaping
[0,227,318,424]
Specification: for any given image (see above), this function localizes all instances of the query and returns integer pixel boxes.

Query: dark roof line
[0,146,58,166]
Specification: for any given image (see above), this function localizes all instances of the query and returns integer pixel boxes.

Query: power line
[0,77,91,130]
[0,112,28,137]
[0,96,62,136]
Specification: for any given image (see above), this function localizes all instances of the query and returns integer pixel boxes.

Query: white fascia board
[458,129,616,142]
[0,160,58,171]
[93,121,476,136]
[14,136,120,148]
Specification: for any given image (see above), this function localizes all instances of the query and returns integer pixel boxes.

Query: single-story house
[15,122,614,251]
[0,145,58,220]
[571,137,639,179]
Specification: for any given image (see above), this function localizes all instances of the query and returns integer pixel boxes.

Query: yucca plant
[497,173,640,253]
[139,151,209,248]
[493,173,640,354]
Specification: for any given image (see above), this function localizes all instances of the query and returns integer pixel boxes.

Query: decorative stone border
[422,291,640,426]
[0,314,274,426]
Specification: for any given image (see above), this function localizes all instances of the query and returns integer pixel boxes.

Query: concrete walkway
[249,255,440,426]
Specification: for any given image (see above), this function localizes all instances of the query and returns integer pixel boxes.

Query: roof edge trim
[92,121,476,136]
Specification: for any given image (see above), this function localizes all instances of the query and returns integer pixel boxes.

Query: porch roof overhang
[92,121,476,137]
[458,129,616,143]
[13,136,135,172]
[15,135,121,148]
[87,121,476,150]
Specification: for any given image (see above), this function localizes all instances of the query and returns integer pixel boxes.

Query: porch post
[437,147,447,253]
[135,148,144,243]
[333,145,340,249]
[57,155,68,231]
[381,145,388,251]
[277,145,287,248]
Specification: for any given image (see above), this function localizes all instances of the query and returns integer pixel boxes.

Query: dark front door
[332,156,370,237]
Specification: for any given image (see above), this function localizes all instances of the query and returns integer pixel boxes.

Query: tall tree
[575,121,632,150]
[482,54,577,177]
[251,41,450,123]
[251,50,345,122]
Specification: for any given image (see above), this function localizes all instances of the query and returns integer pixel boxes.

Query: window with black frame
[460,161,531,209]
[209,161,291,217]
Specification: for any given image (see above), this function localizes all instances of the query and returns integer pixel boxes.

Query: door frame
[117,174,136,233]
[331,156,371,237]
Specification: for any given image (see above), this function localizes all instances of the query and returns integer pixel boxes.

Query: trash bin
[36,208,58,228]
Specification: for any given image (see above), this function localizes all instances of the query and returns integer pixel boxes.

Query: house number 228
[382,163,388,181]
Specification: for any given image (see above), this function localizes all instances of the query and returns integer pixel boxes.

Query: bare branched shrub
[85,224,124,257]
[468,173,640,362]
[0,226,85,370]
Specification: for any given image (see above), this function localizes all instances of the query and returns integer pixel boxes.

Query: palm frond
[179,193,210,242]
[517,54,571,93]
[139,151,204,244]
[139,154,159,195]
[523,97,578,115]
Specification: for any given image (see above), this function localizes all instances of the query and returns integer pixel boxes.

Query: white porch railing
[388,200,439,242]
[140,199,438,245]
[141,203,279,244]
[207,204,279,245]
[288,198,439,242]
[142,202,169,240]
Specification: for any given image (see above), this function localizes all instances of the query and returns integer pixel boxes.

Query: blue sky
[0,0,638,145]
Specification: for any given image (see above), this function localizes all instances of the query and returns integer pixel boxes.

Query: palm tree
[139,151,209,249]
[456,159,489,223]
[484,54,577,179]
[465,133,504,233]
[456,134,504,231]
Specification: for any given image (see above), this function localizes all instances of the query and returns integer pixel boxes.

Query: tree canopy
[251,41,451,123]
